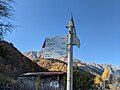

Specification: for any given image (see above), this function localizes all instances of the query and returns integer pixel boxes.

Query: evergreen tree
[73,66,94,90]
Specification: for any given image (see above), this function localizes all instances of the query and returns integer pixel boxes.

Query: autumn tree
[0,0,14,40]
[94,75,102,84]
[94,69,110,89]
[102,69,110,81]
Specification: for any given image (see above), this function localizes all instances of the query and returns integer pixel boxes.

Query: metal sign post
[41,16,80,90]
[66,17,80,90]
[66,17,74,90]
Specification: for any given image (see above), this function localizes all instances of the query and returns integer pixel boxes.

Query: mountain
[0,41,47,83]
[23,51,120,77]
[23,51,43,61]
[37,58,67,72]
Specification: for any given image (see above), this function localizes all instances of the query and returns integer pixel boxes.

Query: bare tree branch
[0,0,14,40]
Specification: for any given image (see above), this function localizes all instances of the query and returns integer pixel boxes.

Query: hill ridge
[23,51,120,77]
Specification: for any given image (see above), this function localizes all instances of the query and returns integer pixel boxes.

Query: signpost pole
[67,17,74,90]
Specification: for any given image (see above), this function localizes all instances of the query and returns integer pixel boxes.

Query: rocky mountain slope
[23,51,43,61]
[23,51,120,77]
[37,58,67,72]
[0,41,47,83]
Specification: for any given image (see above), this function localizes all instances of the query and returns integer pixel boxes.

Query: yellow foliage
[94,75,102,84]
[102,69,110,81]
[37,59,67,72]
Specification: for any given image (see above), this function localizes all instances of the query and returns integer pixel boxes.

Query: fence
[10,84,65,90]
[0,82,65,90]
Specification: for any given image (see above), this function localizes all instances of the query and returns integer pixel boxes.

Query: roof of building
[19,72,66,77]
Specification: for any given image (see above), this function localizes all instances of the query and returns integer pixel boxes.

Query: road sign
[43,36,67,58]
[73,35,80,48]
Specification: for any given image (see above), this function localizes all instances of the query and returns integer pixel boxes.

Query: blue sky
[5,0,120,66]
